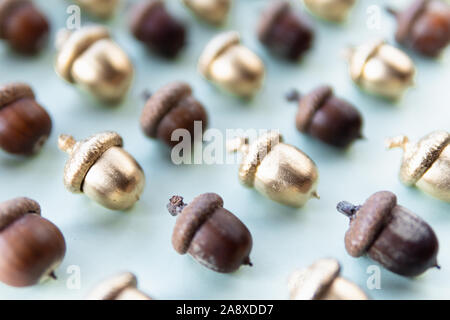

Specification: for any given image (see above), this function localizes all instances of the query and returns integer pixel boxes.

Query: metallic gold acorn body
[87,272,152,300]
[347,40,415,100]
[74,0,119,19]
[288,258,368,300]
[55,26,133,103]
[198,31,265,98]
[386,131,450,202]
[304,0,356,22]
[228,131,319,207]
[182,0,231,25]
[58,132,145,210]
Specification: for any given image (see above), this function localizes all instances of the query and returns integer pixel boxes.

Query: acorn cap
[345,191,396,257]
[172,193,223,254]
[288,258,341,300]
[0,197,41,231]
[395,0,428,44]
[55,25,110,83]
[296,86,333,132]
[0,83,35,110]
[87,272,138,300]
[59,132,123,193]
[390,131,450,186]
[0,0,29,38]
[129,0,163,37]
[349,39,385,83]
[140,82,192,138]
[198,31,240,78]
[238,131,283,187]
[257,0,290,42]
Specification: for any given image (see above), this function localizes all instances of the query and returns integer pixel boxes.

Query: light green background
[0,0,449,300]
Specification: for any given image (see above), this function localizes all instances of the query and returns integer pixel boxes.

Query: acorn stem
[337,201,361,218]
[58,134,77,154]
[167,196,187,216]
[285,89,302,102]
[385,7,398,16]
[243,256,253,267]
[385,135,409,150]
[49,271,57,280]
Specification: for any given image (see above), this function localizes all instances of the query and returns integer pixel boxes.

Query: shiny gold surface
[304,0,356,22]
[322,277,369,300]
[417,146,450,202]
[74,0,119,19]
[86,272,151,300]
[183,0,231,25]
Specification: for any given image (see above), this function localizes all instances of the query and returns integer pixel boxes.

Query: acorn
[303,0,357,22]
[129,0,186,58]
[198,31,265,98]
[74,0,119,19]
[87,272,152,300]
[58,131,145,211]
[182,0,231,25]
[227,131,319,208]
[0,83,52,156]
[0,0,49,54]
[286,86,363,148]
[386,131,449,202]
[0,197,66,287]
[257,0,314,61]
[55,25,134,103]
[346,39,415,100]
[387,0,450,57]
[337,191,439,277]
[140,82,208,147]
[167,193,253,273]
[288,258,368,300]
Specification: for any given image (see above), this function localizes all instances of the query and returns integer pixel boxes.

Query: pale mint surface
[0,0,449,299]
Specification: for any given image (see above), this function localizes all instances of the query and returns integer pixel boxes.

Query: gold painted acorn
[227,131,319,207]
[58,131,145,210]
[288,258,368,300]
[55,25,134,103]
[303,0,357,22]
[87,272,152,300]
[386,130,450,202]
[198,31,265,98]
[73,0,119,19]
[346,39,415,100]
[182,0,231,25]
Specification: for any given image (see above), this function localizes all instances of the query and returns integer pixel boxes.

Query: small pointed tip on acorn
[285,89,301,103]
[167,195,186,216]
[385,7,398,16]
[337,201,361,218]
[357,133,365,140]
[434,263,441,270]
[141,89,152,101]
[385,135,409,150]
[312,191,320,199]
[58,134,76,154]
[49,271,57,280]
[243,257,253,267]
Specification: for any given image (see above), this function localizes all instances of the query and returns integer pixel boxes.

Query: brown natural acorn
[387,0,450,57]
[140,82,208,147]
[167,193,253,273]
[129,0,186,58]
[337,191,439,277]
[0,197,66,287]
[0,83,52,156]
[0,0,49,54]
[286,86,363,149]
[257,0,314,61]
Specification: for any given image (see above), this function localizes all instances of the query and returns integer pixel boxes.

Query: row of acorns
[0,0,449,299]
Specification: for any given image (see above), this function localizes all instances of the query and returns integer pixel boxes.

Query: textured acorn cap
[198,31,240,78]
[395,0,428,44]
[349,39,385,83]
[0,197,41,231]
[345,191,396,257]
[257,0,290,42]
[389,131,450,186]
[87,272,138,300]
[55,25,110,83]
[140,82,192,138]
[59,132,123,193]
[296,86,333,132]
[288,258,341,300]
[172,193,223,254]
[0,83,35,110]
[238,131,283,187]
[0,0,29,38]
[129,0,163,37]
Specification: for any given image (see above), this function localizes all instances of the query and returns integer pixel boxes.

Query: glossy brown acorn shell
[130,1,186,58]
[368,205,439,277]
[1,2,49,54]
[187,207,253,273]
[258,2,313,60]
[0,214,66,287]
[156,95,208,147]
[0,98,52,155]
